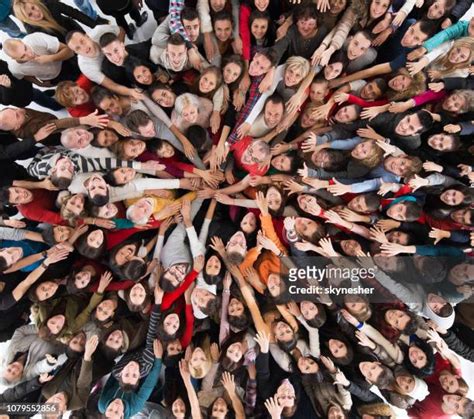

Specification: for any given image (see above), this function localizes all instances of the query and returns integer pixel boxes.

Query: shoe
[135,11,148,27]
[96,16,109,24]
[126,23,136,39]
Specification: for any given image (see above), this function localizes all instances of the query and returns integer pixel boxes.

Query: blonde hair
[285,56,311,84]
[13,0,66,35]
[174,93,200,116]
[55,81,77,108]
[432,37,474,77]
[356,140,384,169]
[188,338,212,379]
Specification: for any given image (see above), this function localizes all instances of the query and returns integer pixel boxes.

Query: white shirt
[77,25,120,85]
[8,33,61,80]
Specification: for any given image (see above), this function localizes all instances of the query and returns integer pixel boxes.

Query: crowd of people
[0,0,473,417]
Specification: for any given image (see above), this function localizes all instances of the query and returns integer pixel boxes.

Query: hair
[213,10,233,25]
[194,66,223,99]
[373,364,395,389]
[417,19,439,38]
[403,339,436,378]
[186,125,208,150]
[0,256,9,273]
[99,32,120,48]
[353,192,381,213]
[168,32,186,46]
[294,2,318,22]
[446,90,474,114]
[356,140,384,169]
[13,0,66,34]
[227,251,245,264]
[0,187,12,205]
[439,369,469,396]
[125,109,152,132]
[433,37,474,77]
[327,49,349,73]
[123,282,151,313]
[50,172,73,189]
[60,194,85,223]
[221,54,245,88]
[121,259,147,281]
[181,6,199,22]
[91,86,117,108]
[414,110,435,134]
[117,376,139,393]
[203,252,225,285]
[148,81,173,98]
[75,228,106,260]
[65,29,85,45]
[304,303,327,328]
[174,93,200,116]
[285,56,311,85]
[372,78,388,95]
[55,81,79,108]
[188,344,212,379]
[385,155,422,178]
[387,68,426,101]
[41,225,56,246]
[258,48,279,67]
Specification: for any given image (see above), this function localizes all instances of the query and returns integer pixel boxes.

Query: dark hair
[203,252,225,285]
[305,303,327,328]
[258,48,278,67]
[373,364,395,389]
[327,49,349,73]
[124,283,152,312]
[156,312,185,341]
[91,86,117,107]
[221,54,245,88]
[314,149,347,171]
[41,225,57,246]
[75,228,106,260]
[415,110,435,134]
[355,30,373,43]
[87,188,109,206]
[265,92,285,109]
[148,138,174,156]
[373,78,387,94]
[0,187,11,205]
[417,19,439,38]
[294,3,318,22]
[117,377,139,393]
[201,296,220,316]
[0,256,8,272]
[103,169,122,187]
[213,10,232,24]
[186,125,208,150]
[181,6,199,22]
[126,109,151,132]
[124,56,157,88]
[168,33,186,46]
[51,173,72,189]
[160,272,177,292]
[227,251,245,264]
[121,259,147,281]
[65,29,85,45]
[404,339,436,378]
[148,81,172,98]
[99,32,120,48]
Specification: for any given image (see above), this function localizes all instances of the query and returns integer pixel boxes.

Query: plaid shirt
[169,0,189,42]
[227,74,265,145]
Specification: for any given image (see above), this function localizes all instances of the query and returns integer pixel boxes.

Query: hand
[257,231,281,255]
[311,44,327,66]
[84,335,99,361]
[320,355,336,374]
[355,330,376,350]
[423,161,443,172]
[372,27,392,46]
[327,179,351,196]
[356,125,385,141]
[408,174,429,191]
[221,371,237,395]
[285,92,304,114]
[97,271,113,293]
[44,245,71,266]
[179,359,191,382]
[441,17,452,29]
[213,143,229,170]
[298,162,310,178]
[369,226,388,244]
[158,216,174,236]
[271,143,289,156]
[319,46,335,67]
[375,139,398,157]
[210,342,221,362]
[407,58,429,76]
[34,123,57,142]
[210,236,226,256]
[233,89,246,111]
[458,164,472,177]
[338,208,365,223]
[249,175,264,187]
[380,242,409,256]
[376,219,400,231]
[388,101,412,113]
[39,373,54,383]
[333,92,349,104]
[236,122,251,139]
[294,240,316,252]
[360,105,386,121]
[428,82,445,92]
[0,74,11,88]
[284,216,296,232]
[428,69,442,81]
[45,354,57,364]
[287,301,301,317]
[81,110,109,128]
[311,103,331,121]
[444,124,461,133]
[284,179,304,196]
[108,120,131,137]
[188,46,203,71]
[392,10,407,26]
[3,219,26,228]
[153,339,164,359]
[193,254,205,272]
[378,180,400,196]
[254,330,270,353]
[340,308,359,326]
[303,177,328,190]
[210,111,221,134]
[255,191,269,216]
[324,210,347,227]
[94,218,116,229]
[180,199,192,221]
[407,47,427,61]
[155,201,182,220]
[429,228,450,244]
[334,370,350,387]
[316,0,330,12]
[301,132,318,153]
[317,237,339,257]
[265,397,283,419]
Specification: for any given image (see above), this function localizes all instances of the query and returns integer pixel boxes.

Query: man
[66,26,142,100]
[3,33,77,86]
[60,127,114,158]
[99,32,153,87]
[27,147,164,189]
[246,94,286,139]
[150,33,208,75]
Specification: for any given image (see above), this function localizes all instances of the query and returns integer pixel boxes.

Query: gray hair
[174,93,200,116]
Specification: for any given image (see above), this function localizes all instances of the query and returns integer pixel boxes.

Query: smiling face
[205,255,221,276]
[335,104,358,123]
[440,189,464,206]
[172,398,186,418]
[190,347,207,369]
[167,43,187,69]
[251,17,269,40]
[370,0,390,18]
[8,186,33,204]
[98,95,122,116]
[36,281,59,302]
[68,32,98,58]
[228,298,244,316]
[300,301,318,320]
[295,217,320,241]
[347,33,371,60]
[129,198,153,223]
[298,356,319,374]
[226,231,247,257]
[351,140,374,160]
[401,22,428,48]
[47,314,66,335]
[226,342,243,363]
[274,321,294,342]
[199,71,218,93]
[129,283,147,307]
[133,65,153,85]
[384,309,410,330]
[0,108,25,131]
[106,329,124,350]
[324,62,344,80]
[53,226,73,243]
[439,370,460,394]
[181,104,199,123]
[183,17,200,42]
[53,156,75,180]
[223,62,242,84]
[284,65,304,87]
[267,273,283,297]
[95,299,116,322]
[95,129,119,148]
[266,186,282,211]
[123,139,146,159]
[409,345,428,369]
[113,167,136,185]
[359,361,383,383]
[388,74,412,91]
[310,81,329,103]
[151,88,176,108]
[427,0,447,19]
[264,100,284,127]
[163,263,188,288]
[121,361,140,385]
[442,93,466,113]
[102,40,127,66]
[296,17,317,38]
[105,398,124,419]
[74,269,92,289]
[86,175,108,200]
[211,398,228,419]
[240,212,257,234]
[87,229,104,249]
[271,154,292,172]
[329,339,348,359]
[396,374,415,393]
[275,379,296,408]
[214,19,233,42]
[23,2,44,20]
[69,332,86,352]
[65,194,85,216]
[384,156,413,176]
[427,133,455,151]
[97,202,119,219]
[395,113,423,136]
[248,53,272,77]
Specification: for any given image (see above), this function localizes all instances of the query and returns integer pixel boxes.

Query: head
[149,138,176,159]
[442,395,473,417]
[384,309,417,333]
[75,228,106,259]
[188,346,212,379]
[68,331,86,353]
[386,201,422,222]
[311,149,347,171]
[449,207,473,227]
[439,370,468,396]
[263,94,285,128]
[1,186,33,205]
[2,39,35,62]
[105,398,124,419]
[310,78,329,103]
[250,10,270,40]
[324,50,348,80]
[442,90,474,114]
[203,253,225,285]
[388,69,414,92]
[284,56,310,87]
[294,3,318,37]
[181,7,200,42]
[271,152,301,173]
[174,93,200,123]
[400,20,437,48]
[329,0,347,15]
[395,110,434,137]
[66,30,98,57]
[0,107,26,131]
[425,0,456,20]
[93,128,119,148]
[166,34,188,70]
[31,280,59,303]
[69,266,95,291]
[404,340,435,378]
[222,54,245,85]
[126,197,154,225]
[248,50,276,77]
[114,139,146,160]
[60,126,93,150]
[334,104,361,123]
[328,338,353,365]
[126,109,155,136]
[91,87,123,116]
[95,298,118,322]
[383,155,422,177]
[100,32,127,66]
[360,78,386,100]
[369,0,391,19]
[226,231,247,263]
[297,356,320,374]
[197,66,222,94]
[161,263,189,290]
[359,361,394,388]
[242,139,271,165]
[106,167,137,186]
[55,81,90,107]
[149,82,176,108]
[84,174,109,206]
[45,392,68,415]
[427,132,460,152]
[294,217,325,243]
[346,31,372,60]
[120,360,140,389]
[348,193,381,214]
[275,379,297,417]
[213,11,233,42]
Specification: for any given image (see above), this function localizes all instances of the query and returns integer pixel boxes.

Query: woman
[55,77,97,117]
[172,93,213,132]
[248,10,275,58]
[13,0,97,42]
[75,227,107,260]
[108,238,151,281]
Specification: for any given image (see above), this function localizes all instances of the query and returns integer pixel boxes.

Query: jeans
[73,0,97,20]
[0,16,24,38]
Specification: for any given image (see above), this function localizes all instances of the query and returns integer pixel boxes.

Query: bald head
[3,39,34,61]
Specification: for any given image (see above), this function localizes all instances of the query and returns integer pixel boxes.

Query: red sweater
[18,189,67,226]
[67,75,97,117]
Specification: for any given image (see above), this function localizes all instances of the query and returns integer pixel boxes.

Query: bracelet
[356,321,363,330]
[41,261,49,269]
